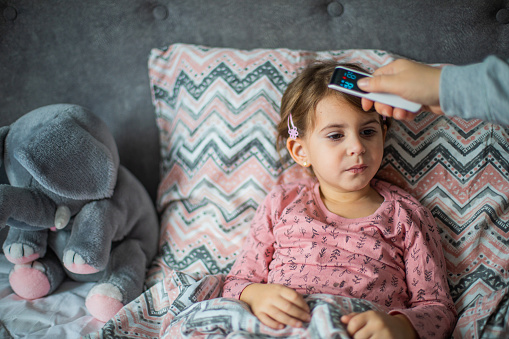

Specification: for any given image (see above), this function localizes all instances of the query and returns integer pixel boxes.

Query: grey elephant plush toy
[0,104,159,322]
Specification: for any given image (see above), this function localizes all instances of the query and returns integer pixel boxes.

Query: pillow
[147,43,397,282]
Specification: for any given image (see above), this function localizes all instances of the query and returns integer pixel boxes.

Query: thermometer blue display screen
[330,68,368,94]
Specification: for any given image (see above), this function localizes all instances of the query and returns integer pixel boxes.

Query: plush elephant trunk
[0,185,59,230]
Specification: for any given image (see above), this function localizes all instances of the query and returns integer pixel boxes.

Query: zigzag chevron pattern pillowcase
[147,43,396,281]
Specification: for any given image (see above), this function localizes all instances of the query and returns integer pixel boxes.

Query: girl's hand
[240,283,311,329]
[341,311,418,339]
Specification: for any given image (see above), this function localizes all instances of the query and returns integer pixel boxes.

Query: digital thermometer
[328,66,421,113]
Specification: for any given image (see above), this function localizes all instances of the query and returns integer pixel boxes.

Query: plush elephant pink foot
[9,262,50,299]
[4,243,40,265]
[63,250,100,274]
[85,283,124,322]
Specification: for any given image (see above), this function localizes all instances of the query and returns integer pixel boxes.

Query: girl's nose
[348,136,366,155]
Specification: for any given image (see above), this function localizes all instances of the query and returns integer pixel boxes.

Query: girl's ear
[286,137,309,167]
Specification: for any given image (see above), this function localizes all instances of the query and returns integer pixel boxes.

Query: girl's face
[289,94,386,195]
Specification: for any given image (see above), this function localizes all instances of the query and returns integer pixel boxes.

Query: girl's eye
[361,129,377,137]
[327,133,343,140]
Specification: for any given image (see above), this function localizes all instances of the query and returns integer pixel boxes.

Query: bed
[0,1,508,338]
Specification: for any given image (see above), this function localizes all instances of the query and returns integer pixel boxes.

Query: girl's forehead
[314,96,378,123]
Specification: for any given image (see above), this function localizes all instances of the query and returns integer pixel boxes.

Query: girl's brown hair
[276,60,390,156]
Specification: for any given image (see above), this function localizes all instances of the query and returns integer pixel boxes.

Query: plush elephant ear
[0,126,9,167]
[14,118,117,200]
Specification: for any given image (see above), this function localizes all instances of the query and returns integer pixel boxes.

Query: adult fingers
[363,93,416,122]
[392,108,417,121]
[373,102,395,118]
[427,105,444,115]
[372,101,419,121]
[359,59,415,95]
[371,60,407,76]
[358,73,401,96]
[361,98,374,112]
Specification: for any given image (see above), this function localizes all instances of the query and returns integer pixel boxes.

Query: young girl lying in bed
[222,61,457,338]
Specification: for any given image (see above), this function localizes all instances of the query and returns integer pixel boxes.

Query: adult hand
[341,311,417,339]
[358,59,444,120]
[240,283,310,329]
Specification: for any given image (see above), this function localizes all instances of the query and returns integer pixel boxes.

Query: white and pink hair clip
[288,113,298,140]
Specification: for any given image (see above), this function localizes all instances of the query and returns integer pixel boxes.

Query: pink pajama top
[223,178,457,338]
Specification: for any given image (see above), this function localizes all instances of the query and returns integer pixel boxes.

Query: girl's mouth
[346,165,367,174]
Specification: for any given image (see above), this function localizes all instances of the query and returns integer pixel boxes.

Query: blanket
[89,271,389,339]
[88,269,509,339]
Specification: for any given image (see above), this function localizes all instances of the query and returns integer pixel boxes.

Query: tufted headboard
[1,0,508,201]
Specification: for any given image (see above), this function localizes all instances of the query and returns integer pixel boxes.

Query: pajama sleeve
[389,202,457,339]
[222,190,278,299]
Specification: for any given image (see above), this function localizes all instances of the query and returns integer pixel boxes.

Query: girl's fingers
[273,299,310,323]
[253,285,311,328]
[258,313,284,330]
[341,312,359,324]
[279,287,310,312]
[346,313,368,336]
[350,326,372,339]
[268,305,306,328]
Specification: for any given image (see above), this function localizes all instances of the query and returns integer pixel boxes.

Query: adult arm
[441,55,509,126]
[359,56,509,126]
